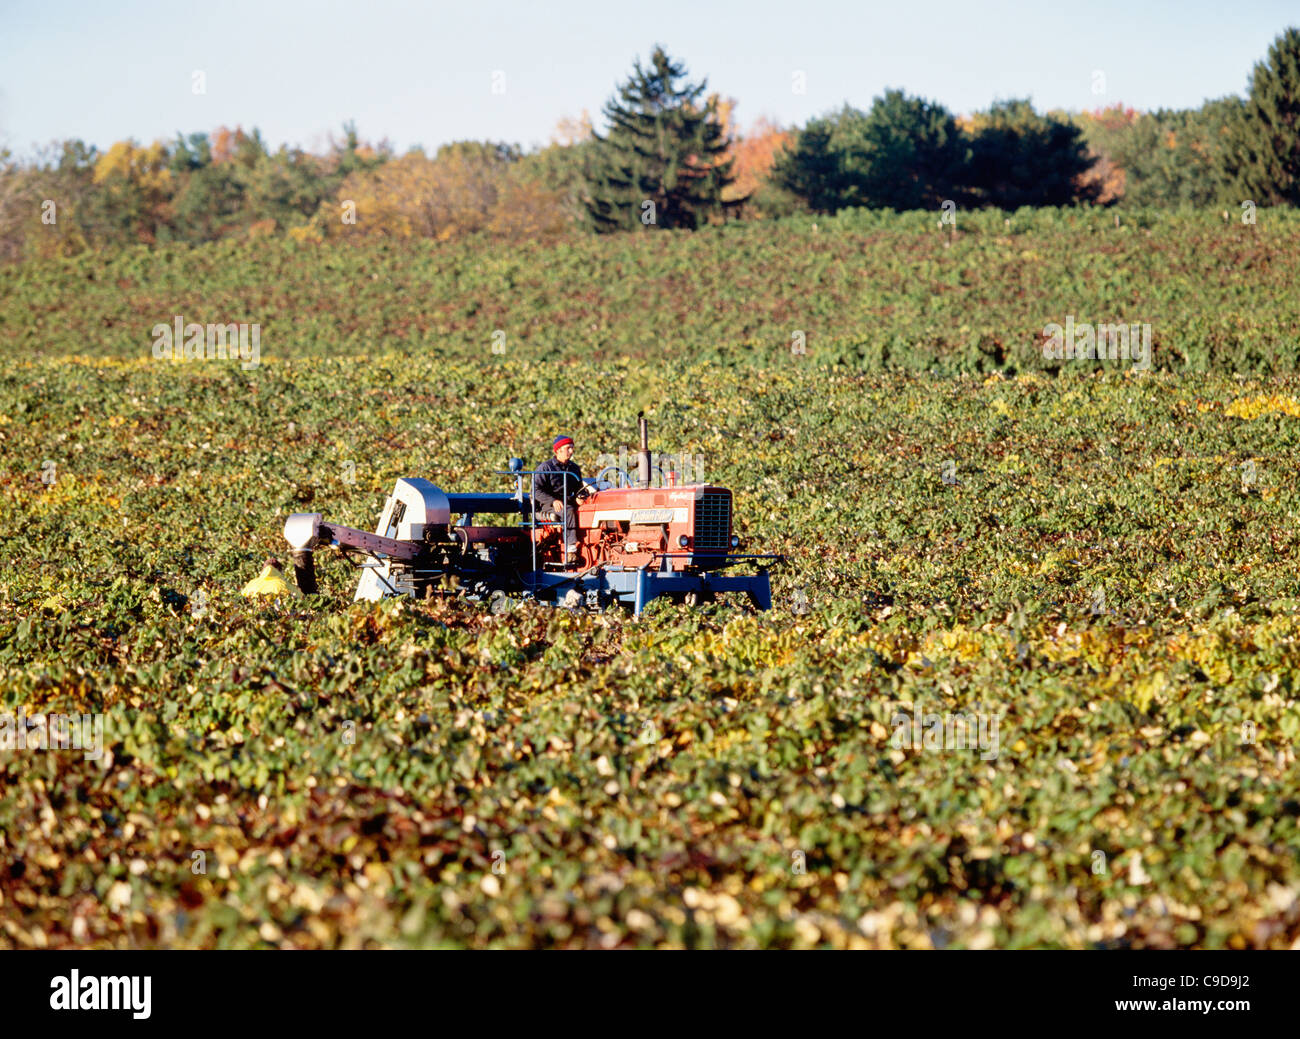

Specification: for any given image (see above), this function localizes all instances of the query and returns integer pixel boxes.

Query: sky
[0,0,1294,159]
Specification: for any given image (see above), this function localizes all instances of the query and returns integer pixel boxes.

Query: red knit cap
[552,435,574,452]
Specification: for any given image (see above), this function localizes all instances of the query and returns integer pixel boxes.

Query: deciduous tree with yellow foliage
[325,142,567,243]
[88,140,172,244]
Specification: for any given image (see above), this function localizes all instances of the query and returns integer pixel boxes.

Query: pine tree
[583,47,742,232]
[771,107,864,213]
[965,100,1098,208]
[1226,27,1300,205]
[773,92,968,213]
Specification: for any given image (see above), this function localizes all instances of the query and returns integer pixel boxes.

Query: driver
[533,435,591,566]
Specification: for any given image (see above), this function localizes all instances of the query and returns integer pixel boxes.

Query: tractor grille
[694,492,731,549]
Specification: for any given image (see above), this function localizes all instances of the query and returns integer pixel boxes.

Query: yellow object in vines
[240,563,300,598]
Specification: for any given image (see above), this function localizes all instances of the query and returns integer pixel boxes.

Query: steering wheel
[596,466,632,489]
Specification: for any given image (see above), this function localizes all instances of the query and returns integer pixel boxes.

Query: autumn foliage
[721,115,793,206]
[3,30,1300,263]
[328,144,568,243]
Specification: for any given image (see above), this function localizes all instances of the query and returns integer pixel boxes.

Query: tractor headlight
[731,535,741,549]
[678,534,690,548]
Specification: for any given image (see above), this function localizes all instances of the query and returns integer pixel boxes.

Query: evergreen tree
[170,161,246,243]
[851,91,967,210]
[966,100,1098,208]
[168,132,212,173]
[583,46,741,232]
[771,106,868,213]
[1226,27,1300,205]
[773,91,967,213]
[245,146,333,229]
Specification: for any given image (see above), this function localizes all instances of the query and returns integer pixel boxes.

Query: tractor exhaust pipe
[636,412,651,489]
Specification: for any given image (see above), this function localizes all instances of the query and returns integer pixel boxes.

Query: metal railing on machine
[493,462,599,586]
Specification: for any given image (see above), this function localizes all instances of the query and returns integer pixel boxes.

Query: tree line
[2,29,1297,263]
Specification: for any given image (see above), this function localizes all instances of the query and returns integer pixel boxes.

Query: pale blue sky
[0,0,1293,158]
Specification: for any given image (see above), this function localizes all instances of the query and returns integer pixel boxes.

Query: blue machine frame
[521,556,776,616]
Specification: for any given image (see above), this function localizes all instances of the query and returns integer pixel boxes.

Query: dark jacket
[533,457,584,509]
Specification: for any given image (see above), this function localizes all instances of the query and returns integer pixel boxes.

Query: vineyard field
[3,211,1300,948]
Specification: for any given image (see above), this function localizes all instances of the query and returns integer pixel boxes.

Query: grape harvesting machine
[281,414,782,615]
